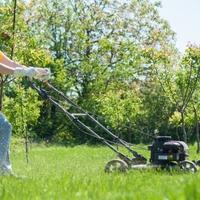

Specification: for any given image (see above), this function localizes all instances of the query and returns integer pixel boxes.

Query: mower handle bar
[30,81,146,161]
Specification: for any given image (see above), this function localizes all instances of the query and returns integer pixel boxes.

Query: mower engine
[148,136,189,165]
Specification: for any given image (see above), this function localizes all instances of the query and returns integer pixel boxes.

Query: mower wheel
[179,160,197,173]
[105,159,128,173]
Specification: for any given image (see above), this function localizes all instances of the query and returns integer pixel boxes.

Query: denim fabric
[0,112,12,174]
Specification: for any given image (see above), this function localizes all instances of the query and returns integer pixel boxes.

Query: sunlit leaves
[3,83,42,136]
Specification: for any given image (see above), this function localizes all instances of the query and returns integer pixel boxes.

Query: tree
[23,0,177,142]
[154,45,200,142]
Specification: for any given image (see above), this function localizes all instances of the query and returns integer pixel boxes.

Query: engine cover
[148,136,188,165]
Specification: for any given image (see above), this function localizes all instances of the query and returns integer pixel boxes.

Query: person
[0,51,51,176]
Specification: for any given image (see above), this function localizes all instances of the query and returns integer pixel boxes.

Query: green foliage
[169,111,181,127]
[1,0,200,145]
[3,82,42,136]
[175,45,200,109]
[96,87,141,132]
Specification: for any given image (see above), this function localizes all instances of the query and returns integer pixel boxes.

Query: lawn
[0,142,200,200]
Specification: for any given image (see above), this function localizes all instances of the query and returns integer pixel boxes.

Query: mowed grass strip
[0,144,200,200]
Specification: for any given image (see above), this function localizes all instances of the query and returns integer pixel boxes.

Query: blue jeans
[0,112,12,174]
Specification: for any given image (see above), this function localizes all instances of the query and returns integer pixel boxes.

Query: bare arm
[0,51,25,69]
[0,62,15,75]
[0,51,51,80]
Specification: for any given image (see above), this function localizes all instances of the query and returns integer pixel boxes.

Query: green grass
[1,142,200,200]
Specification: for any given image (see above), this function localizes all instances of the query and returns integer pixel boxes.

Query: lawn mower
[30,81,200,173]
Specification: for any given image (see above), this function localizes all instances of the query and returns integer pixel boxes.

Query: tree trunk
[25,130,29,164]
[181,111,187,142]
[196,122,200,154]
[193,106,200,153]
[11,0,17,58]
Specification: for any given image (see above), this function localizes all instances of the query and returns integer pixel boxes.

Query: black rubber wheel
[179,160,197,173]
[105,159,128,173]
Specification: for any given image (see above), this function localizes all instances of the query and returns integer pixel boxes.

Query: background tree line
[1,0,200,152]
